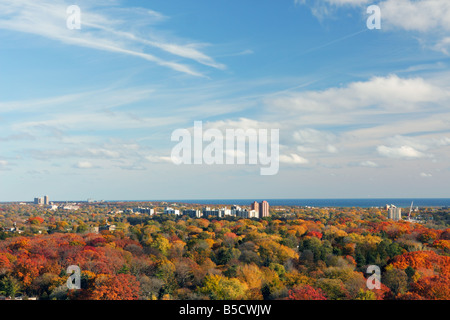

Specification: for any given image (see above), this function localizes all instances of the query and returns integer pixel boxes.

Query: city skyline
[10,195,450,210]
[1,0,450,201]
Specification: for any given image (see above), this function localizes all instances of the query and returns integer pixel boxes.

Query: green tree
[76,224,88,233]
[355,289,377,300]
[155,259,177,296]
[0,274,22,298]
[315,278,349,300]
[405,266,415,281]
[214,247,233,265]
[383,268,408,297]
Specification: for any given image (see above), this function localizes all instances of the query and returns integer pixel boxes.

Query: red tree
[410,275,450,300]
[306,231,323,239]
[287,285,327,300]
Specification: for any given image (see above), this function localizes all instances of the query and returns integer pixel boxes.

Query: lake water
[148,198,450,208]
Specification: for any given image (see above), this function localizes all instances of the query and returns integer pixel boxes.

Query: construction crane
[408,201,413,221]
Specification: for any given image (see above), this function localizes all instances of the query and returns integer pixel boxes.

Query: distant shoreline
[3,198,450,208]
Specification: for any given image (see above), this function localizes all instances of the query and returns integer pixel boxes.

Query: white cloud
[86,148,121,159]
[292,129,338,154]
[27,138,145,160]
[420,172,432,177]
[324,0,369,5]
[145,155,172,163]
[435,137,450,147]
[434,37,450,55]
[75,161,94,169]
[377,145,427,159]
[268,75,447,115]
[0,87,155,114]
[300,0,450,32]
[279,153,309,165]
[295,0,369,21]
[379,135,450,158]
[378,0,450,32]
[299,0,450,54]
[202,118,277,132]
[359,160,379,168]
[0,160,11,171]
[262,74,450,168]
[326,145,338,154]
[15,112,181,132]
[293,128,335,144]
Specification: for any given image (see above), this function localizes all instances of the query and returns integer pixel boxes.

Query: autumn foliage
[90,274,140,300]
[287,285,327,300]
[0,203,449,300]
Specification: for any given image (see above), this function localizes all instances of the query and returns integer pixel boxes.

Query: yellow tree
[198,274,248,300]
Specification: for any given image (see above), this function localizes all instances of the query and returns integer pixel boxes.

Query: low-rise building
[99,224,116,232]
[164,207,180,215]
[2,223,22,234]
[183,209,202,218]
[133,207,154,215]
[61,204,80,210]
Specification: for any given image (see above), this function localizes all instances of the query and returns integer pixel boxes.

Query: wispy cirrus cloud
[0,0,225,76]
[0,87,155,113]
[295,0,370,21]
[298,0,450,54]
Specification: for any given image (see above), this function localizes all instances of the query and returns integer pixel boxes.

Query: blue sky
[1,0,450,201]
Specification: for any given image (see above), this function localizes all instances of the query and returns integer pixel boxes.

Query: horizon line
[2,196,450,203]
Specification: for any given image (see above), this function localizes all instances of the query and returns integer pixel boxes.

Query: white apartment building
[164,207,180,215]
[388,207,402,221]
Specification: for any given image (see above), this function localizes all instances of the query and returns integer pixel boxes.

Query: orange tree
[90,274,140,300]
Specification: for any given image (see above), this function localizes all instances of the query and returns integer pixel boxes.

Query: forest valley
[0,202,449,300]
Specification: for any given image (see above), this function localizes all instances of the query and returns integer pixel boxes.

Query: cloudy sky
[1,0,450,201]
